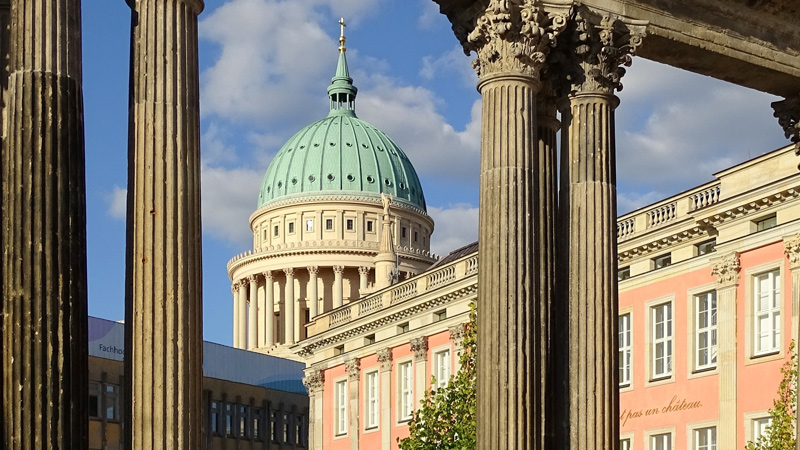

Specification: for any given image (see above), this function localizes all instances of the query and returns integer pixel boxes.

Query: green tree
[745,341,797,450]
[398,304,477,450]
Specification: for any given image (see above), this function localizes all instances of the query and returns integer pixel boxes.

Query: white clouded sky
[81,0,790,346]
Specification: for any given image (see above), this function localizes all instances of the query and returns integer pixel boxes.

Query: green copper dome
[257,34,426,212]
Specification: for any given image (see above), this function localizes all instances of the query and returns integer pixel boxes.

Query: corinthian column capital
[784,234,800,269]
[303,369,325,395]
[284,267,295,278]
[410,336,429,361]
[454,0,568,81]
[345,358,361,381]
[307,266,319,276]
[377,348,393,372]
[772,94,800,146]
[711,252,741,288]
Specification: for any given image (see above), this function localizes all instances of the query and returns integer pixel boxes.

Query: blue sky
[81,0,788,345]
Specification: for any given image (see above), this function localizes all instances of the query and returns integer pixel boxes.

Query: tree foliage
[398,304,477,450]
[745,341,797,450]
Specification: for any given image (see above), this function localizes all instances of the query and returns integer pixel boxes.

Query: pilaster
[449,324,466,374]
[264,271,274,347]
[2,0,88,447]
[377,348,393,450]
[123,0,205,447]
[784,234,800,450]
[308,266,319,319]
[248,275,258,350]
[410,336,429,405]
[333,266,345,308]
[238,279,247,348]
[303,368,324,450]
[711,251,741,450]
[346,358,361,450]
[284,268,295,344]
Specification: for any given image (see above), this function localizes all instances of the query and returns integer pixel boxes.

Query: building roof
[427,240,478,270]
[257,37,426,211]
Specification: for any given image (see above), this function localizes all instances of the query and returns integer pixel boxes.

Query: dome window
[291,178,298,185]
[362,143,368,148]
[329,142,335,146]
[287,148,292,152]
[384,179,391,186]
[366,176,374,183]
[377,146,384,152]
[308,175,315,182]
[399,182,406,190]
[314,143,320,147]
[266,187,271,193]
[277,181,283,188]
[300,145,305,149]
[327,174,335,181]
[346,174,355,182]
[346,142,352,147]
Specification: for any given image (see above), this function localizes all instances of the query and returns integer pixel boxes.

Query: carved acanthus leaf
[345,358,360,381]
[377,348,393,371]
[784,234,800,268]
[303,369,324,394]
[410,336,429,361]
[711,252,741,287]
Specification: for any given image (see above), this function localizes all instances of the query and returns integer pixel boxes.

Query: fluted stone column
[456,3,566,449]
[411,337,428,404]
[711,252,741,450]
[124,0,205,447]
[248,275,258,350]
[0,3,8,443]
[264,271,274,346]
[284,268,295,344]
[378,348,393,449]
[238,279,247,348]
[257,275,266,347]
[2,0,88,447]
[554,12,644,450]
[346,358,361,450]
[303,368,324,450]
[358,266,370,292]
[784,237,800,450]
[333,265,344,308]
[232,283,239,347]
[308,266,319,319]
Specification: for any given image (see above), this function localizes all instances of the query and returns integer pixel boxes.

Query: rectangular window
[653,253,672,270]
[296,416,303,445]
[434,310,447,322]
[270,411,278,442]
[105,384,118,420]
[225,403,235,436]
[210,401,220,434]
[619,314,632,386]
[695,427,716,450]
[753,417,772,440]
[239,406,249,437]
[346,219,354,231]
[364,334,375,346]
[274,224,279,237]
[335,380,348,435]
[399,361,414,421]
[326,218,334,230]
[621,438,631,450]
[263,229,268,240]
[283,413,289,443]
[696,291,718,370]
[414,231,418,242]
[288,222,295,234]
[334,344,344,356]
[756,215,777,231]
[402,227,407,238]
[367,220,374,232]
[365,371,379,429]
[252,408,262,440]
[306,219,314,232]
[618,266,631,281]
[696,239,716,256]
[435,349,451,389]
[651,433,672,450]
[754,270,781,355]
[89,381,100,418]
[652,302,673,379]
[398,322,409,334]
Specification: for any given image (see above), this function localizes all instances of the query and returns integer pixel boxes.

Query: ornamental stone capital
[358,266,371,276]
[454,0,568,81]
[551,9,646,96]
[377,348,393,371]
[345,358,360,381]
[784,234,800,269]
[772,94,800,146]
[238,279,248,289]
[307,266,319,276]
[231,283,238,294]
[263,270,273,280]
[333,265,345,275]
[303,369,324,395]
[711,252,741,288]
[410,336,429,361]
[284,267,294,278]
[449,324,467,348]
[248,274,258,284]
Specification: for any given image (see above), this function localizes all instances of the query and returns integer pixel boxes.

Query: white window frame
[650,432,672,450]
[364,370,379,430]
[619,313,632,387]
[621,437,632,450]
[694,426,716,450]
[753,417,772,441]
[754,270,781,356]
[334,379,348,436]
[397,360,414,422]
[652,302,673,379]
[695,291,717,371]
[434,348,452,389]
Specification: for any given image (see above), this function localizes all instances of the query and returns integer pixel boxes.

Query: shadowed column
[264,271,274,346]
[1,0,89,448]
[0,1,9,442]
[123,0,205,448]
[711,252,740,450]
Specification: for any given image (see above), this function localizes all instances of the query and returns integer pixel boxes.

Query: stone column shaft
[2,0,88,447]
[308,266,319,319]
[303,369,324,450]
[231,284,239,348]
[248,275,258,350]
[284,268,295,344]
[123,0,205,448]
[711,252,740,450]
[333,266,344,308]
[264,271,274,346]
[346,359,360,450]
[358,266,370,292]
[257,279,265,347]
[378,348,393,449]
[237,280,247,348]
[784,237,800,450]
[411,337,429,405]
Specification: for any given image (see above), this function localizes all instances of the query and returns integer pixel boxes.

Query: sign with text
[620,396,703,426]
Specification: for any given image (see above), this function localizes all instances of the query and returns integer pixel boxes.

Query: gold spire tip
[338,17,347,52]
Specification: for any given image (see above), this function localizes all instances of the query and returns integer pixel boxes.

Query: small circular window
[347,174,355,182]
[377,146,384,152]
[266,186,271,193]
[362,143,368,149]
[291,178,297,185]
[277,181,283,188]
[384,179,391,186]
[308,175,315,182]
[327,174,335,181]
[399,182,406,190]
[329,142,335,146]
[366,176,374,183]
[346,142,352,147]
[314,143,320,147]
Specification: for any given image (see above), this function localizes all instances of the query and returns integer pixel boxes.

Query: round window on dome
[362,143,368,148]
[399,182,405,190]
[277,181,283,188]
[329,142,335,146]
[291,178,297,185]
[347,174,355,182]
[346,142,352,147]
[384,179,391,186]
[366,176,374,183]
[266,186,271,193]
[308,175,315,182]
[327,174,335,181]
[377,146,384,152]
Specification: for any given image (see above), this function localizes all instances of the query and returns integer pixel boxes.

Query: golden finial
[338,17,347,52]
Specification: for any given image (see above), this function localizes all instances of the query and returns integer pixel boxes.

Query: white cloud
[428,204,479,256]
[420,45,477,88]
[107,186,127,220]
[418,0,443,30]
[202,123,239,166]
[201,166,264,246]
[617,191,666,215]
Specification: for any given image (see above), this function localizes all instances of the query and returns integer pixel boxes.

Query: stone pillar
[264,271,274,347]
[248,275,258,350]
[711,252,741,450]
[449,324,466,374]
[0,2,8,443]
[455,2,567,449]
[333,265,345,308]
[303,368,324,450]
[232,283,239,348]
[238,279,247,348]
[346,358,361,450]
[123,0,205,447]
[554,12,644,450]
[359,266,370,292]
[411,336,429,405]
[284,268,295,344]
[2,0,88,447]
[308,266,319,319]
[257,276,266,347]
[377,348,393,449]
[784,237,800,450]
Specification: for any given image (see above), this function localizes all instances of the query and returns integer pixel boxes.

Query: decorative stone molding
[333,265,345,275]
[358,266,371,276]
[551,9,646,95]
[263,270,273,280]
[784,234,800,269]
[711,252,741,288]
[238,279,248,289]
[231,283,238,294]
[303,369,324,395]
[345,358,361,381]
[410,336,429,361]
[248,274,258,283]
[772,94,800,145]
[377,348,393,371]
[307,266,319,276]
[449,324,467,348]
[455,0,567,80]
[284,267,294,277]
